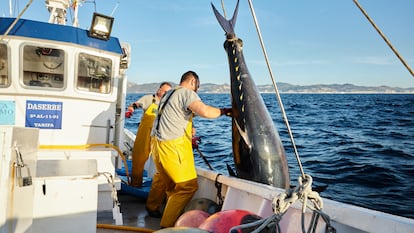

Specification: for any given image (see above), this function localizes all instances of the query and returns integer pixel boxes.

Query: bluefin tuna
[211,0,290,189]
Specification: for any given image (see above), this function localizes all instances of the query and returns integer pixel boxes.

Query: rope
[273,175,321,214]
[214,174,224,209]
[229,215,281,233]
[353,0,414,77]
[228,174,335,232]
[0,0,33,41]
[220,0,227,19]
[246,0,305,178]
[96,224,155,232]
[271,174,335,233]
[100,172,120,209]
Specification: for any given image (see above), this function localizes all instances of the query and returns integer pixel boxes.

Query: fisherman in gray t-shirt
[146,71,231,227]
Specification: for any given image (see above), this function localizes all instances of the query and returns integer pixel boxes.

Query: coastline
[127,82,414,94]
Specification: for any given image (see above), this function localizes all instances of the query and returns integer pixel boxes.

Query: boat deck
[97,194,161,232]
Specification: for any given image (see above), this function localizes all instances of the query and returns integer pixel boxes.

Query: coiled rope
[228,174,335,233]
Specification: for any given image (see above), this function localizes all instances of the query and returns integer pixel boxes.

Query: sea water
[125,93,414,219]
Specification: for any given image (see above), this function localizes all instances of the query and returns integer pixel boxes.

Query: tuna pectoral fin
[234,119,252,151]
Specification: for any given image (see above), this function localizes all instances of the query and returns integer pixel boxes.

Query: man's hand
[125,110,133,118]
[220,108,232,117]
[192,136,201,149]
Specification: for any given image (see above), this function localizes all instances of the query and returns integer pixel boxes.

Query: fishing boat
[0,1,413,233]
[1,0,129,232]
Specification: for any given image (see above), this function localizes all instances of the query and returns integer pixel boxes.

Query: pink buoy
[198,209,263,233]
[153,227,210,233]
[175,210,210,228]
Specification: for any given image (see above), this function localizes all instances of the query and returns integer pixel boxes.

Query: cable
[246,0,305,178]
[1,0,33,41]
[353,0,413,77]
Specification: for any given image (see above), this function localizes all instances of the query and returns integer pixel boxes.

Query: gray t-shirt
[133,94,157,111]
[152,87,200,141]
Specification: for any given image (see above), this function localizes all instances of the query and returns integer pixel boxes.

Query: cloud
[347,56,394,65]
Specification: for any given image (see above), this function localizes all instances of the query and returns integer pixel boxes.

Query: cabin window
[76,53,112,94]
[0,44,8,87]
[22,45,65,89]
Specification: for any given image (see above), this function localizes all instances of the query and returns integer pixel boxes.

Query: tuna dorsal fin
[211,0,240,36]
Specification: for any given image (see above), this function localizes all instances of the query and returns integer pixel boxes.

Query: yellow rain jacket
[131,96,158,187]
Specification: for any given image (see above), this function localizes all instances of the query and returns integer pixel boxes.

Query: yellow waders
[131,102,158,187]
[145,171,166,212]
[149,121,198,228]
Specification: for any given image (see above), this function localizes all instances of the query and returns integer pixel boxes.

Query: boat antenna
[46,0,70,25]
[353,0,414,77]
[72,0,80,27]
[81,0,96,12]
[71,0,95,26]
[110,1,120,17]
[8,0,12,16]
[246,0,306,178]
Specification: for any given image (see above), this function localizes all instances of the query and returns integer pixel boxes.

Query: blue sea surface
[125,93,414,219]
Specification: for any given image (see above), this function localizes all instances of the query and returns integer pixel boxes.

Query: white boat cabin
[0,17,129,147]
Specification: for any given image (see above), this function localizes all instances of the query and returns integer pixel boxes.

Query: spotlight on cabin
[88,13,114,40]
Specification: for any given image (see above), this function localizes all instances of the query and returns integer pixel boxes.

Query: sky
[2,0,414,88]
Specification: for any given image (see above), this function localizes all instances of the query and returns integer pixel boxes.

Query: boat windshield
[0,44,8,87]
[22,45,65,89]
[15,44,113,94]
[77,53,112,94]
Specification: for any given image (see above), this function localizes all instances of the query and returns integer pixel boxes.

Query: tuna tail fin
[211,0,240,35]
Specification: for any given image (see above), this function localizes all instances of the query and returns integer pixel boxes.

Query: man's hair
[180,71,199,84]
[159,82,172,88]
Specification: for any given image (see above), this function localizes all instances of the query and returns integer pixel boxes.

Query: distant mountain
[126,82,414,94]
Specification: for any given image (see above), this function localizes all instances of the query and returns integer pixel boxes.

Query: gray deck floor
[97,194,161,232]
